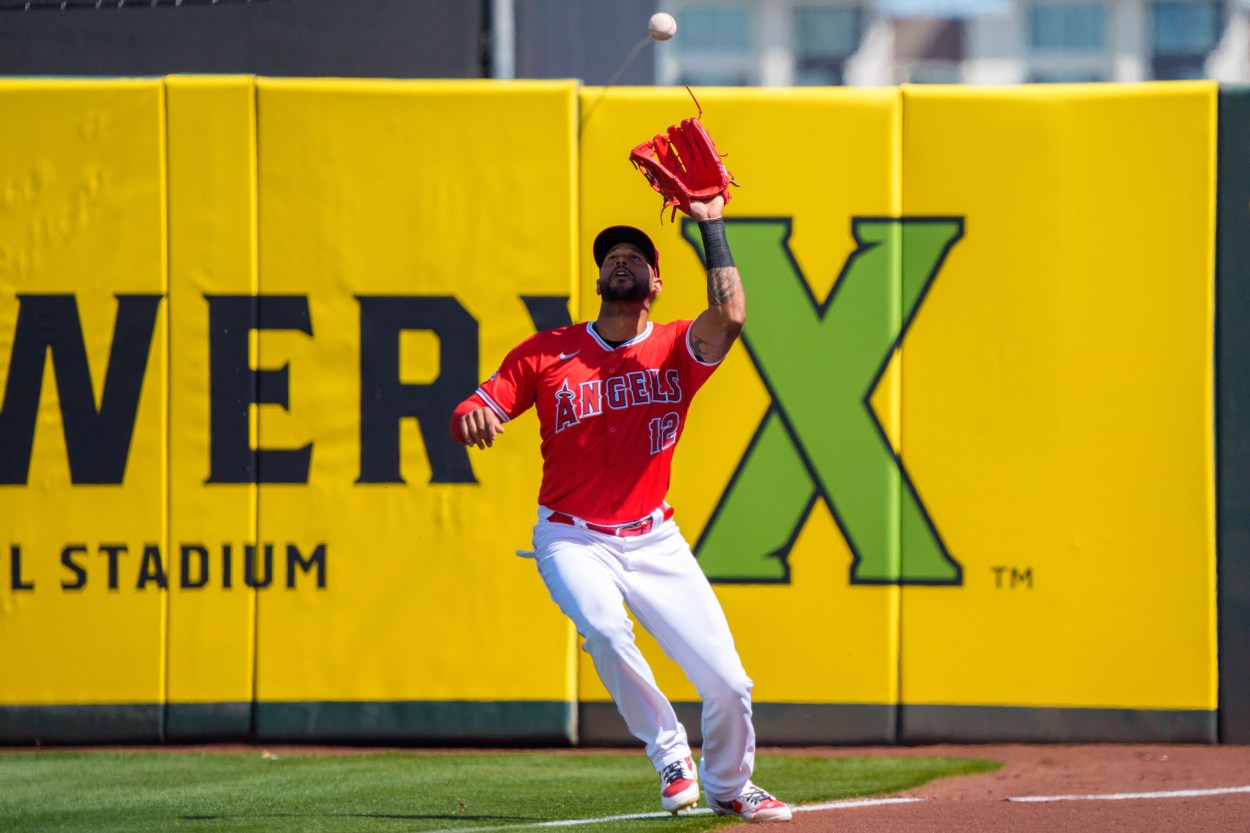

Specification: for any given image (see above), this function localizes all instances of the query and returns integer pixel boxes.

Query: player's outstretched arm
[452,403,506,450]
[688,196,745,364]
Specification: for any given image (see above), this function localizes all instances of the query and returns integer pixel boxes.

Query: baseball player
[450,194,791,823]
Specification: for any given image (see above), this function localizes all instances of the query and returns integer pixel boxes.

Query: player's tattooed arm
[687,195,744,363]
[707,267,741,307]
[690,262,744,364]
[690,331,715,363]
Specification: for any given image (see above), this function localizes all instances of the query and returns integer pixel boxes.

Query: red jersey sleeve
[449,337,542,444]
[472,336,542,423]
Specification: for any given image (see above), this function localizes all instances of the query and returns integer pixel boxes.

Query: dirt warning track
[780,744,1250,833]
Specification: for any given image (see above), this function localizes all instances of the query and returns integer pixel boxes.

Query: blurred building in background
[649,0,1250,85]
[0,0,1245,85]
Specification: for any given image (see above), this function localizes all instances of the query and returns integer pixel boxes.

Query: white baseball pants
[530,509,755,802]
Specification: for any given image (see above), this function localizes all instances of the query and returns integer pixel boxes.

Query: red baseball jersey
[461,319,719,525]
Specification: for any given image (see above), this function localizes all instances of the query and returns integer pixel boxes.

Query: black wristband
[699,218,735,269]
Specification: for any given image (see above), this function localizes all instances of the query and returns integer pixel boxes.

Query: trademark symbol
[991,566,1033,589]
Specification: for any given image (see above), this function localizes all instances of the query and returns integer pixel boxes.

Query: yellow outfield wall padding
[898,82,1217,709]
[165,75,261,708]
[0,78,1220,733]
[250,78,580,703]
[0,79,169,706]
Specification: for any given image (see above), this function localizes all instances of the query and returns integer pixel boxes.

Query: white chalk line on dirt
[1010,785,1250,803]
[421,796,923,833]
[423,784,1250,831]
[797,797,923,811]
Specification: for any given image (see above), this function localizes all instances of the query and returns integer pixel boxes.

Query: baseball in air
[648,12,677,41]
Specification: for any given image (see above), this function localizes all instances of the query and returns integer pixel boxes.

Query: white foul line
[797,797,924,812]
[1010,785,1250,803]
[428,808,711,833]
[421,796,923,833]
[424,785,1250,831]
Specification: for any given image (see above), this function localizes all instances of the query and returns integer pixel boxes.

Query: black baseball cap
[593,225,661,277]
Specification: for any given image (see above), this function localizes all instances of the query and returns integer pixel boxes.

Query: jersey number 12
[648,412,681,455]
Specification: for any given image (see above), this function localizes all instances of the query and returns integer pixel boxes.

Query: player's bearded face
[599,245,654,302]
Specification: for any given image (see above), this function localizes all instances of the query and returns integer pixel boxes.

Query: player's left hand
[688,195,724,222]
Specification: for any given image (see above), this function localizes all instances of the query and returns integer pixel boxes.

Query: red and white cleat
[710,782,792,823]
[659,756,700,814]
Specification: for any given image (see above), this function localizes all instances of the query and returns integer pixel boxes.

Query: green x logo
[682,216,964,585]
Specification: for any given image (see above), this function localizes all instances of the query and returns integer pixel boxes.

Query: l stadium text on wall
[6,541,327,593]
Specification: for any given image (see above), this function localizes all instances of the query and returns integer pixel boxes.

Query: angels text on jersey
[553,368,684,455]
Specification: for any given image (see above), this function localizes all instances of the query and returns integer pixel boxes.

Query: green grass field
[0,749,999,833]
